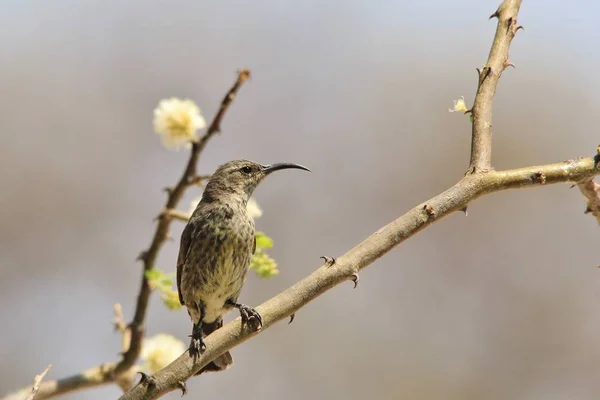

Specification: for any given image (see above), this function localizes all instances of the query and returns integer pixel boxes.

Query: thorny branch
[0,70,250,400]
[122,156,600,399]
[469,0,521,173]
[120,2,600,399]
[119,68,251,378]
[5,1,600,399]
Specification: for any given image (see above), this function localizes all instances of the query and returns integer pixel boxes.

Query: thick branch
[121,157,600,400]
[469,0,522,172]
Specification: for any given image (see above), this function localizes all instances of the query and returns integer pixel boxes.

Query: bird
[176,159,310,374]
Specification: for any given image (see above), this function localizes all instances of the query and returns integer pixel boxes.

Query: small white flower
[188,194,262,219]
[449,96,469,113]
[141,334,186,374]
[153,98,207,150]
[246,198,263,219]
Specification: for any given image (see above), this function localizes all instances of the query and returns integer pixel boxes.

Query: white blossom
[153,98,206,150]
[140,334,186,374]
[449,96,469,113]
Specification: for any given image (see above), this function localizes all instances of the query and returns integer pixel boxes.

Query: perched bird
[176,159,310,374]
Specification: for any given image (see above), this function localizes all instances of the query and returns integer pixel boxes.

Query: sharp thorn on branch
[476,67,482,78]
[585,206,592,214]
[569,184,577,189]
[288,313,295,324]
[460,206,468,216]
[136,250,148,262]
[489,10,500,20]
[485,67,493,79]
[593,147,600,168]
[350,273,360,289]
[515,25,525,33]
[177,381,188,397]
[320,256,336,266]
[163,187,174,195]
[136,372,156,387]
[504,60,515,69]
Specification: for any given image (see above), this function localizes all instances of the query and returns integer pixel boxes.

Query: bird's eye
[241,166,252,174]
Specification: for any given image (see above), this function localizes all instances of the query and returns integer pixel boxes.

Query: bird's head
[202,159,310,203]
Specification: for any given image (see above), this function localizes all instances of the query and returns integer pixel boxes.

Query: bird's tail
[195,318,233,375]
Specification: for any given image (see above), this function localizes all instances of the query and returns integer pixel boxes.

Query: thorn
[515,25,525,33]
[460,206,468,216]
[423,204,436,218]
[163,187,174,196]
[136,250,148,262]
[463,109,473,115]
[594,145,600,168]
[350,273,359,289]
[177,381,188,397]
[569,184,577,189]
[476,67,482,78]
[137,372,156,387]
[585,206,592,214]
[288,313,295,324]
[320,256,336,266]
[533,171,546,185]
[503,60,515,69]
[489,10,499,19]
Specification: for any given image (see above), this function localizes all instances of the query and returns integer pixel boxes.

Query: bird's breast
[181,207,255,323]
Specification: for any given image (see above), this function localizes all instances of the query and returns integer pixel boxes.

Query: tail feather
[194,318,233,376]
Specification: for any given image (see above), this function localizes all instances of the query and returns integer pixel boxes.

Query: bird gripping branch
[176,159,309,374]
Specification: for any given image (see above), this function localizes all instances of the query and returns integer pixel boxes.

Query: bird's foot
[229,301,262,331]
[188,331,206,358]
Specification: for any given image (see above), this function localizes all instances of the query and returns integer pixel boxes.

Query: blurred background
[1,1,600,399]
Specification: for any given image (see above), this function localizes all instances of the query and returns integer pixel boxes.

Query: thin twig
[2,364,117,400]
[163,209,191,222]
[469,0,522,173]
[0,70,250,400]
[24,365,52,400]
[120,157,600,400]
[114,68,251,377]
[114,303,131,353]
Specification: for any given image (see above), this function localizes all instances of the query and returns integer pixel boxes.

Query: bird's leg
[226,299,263,330]
[189,302,207,357]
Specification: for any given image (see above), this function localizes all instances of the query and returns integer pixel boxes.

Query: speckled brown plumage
[176,159,309,374]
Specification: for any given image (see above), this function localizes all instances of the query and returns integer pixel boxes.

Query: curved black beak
[261,163,311,175]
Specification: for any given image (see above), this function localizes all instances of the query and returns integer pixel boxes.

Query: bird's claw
[188,334,206,357]
[320,256,336,266]
[239,304,263,331]
[177,381,188,397]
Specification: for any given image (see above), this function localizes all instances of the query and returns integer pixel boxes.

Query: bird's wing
[176,219,197,306]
